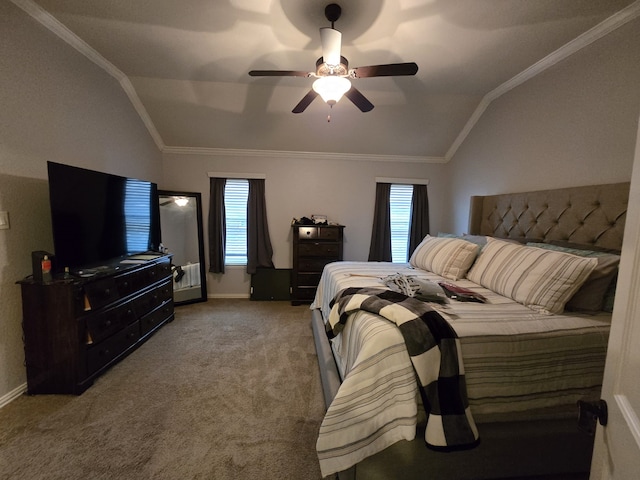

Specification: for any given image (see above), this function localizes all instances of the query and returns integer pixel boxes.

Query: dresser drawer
[114,270,140,298]
[298,257,336,273]
[83,278,119,310]
[86,321,140,375]
[292,286,318,302]
[295,272,322,288]
[297,226,318,240]
[298,243,341,257]
[132,279,173,318]
[156,260,172,279]
[318,227,342,240]
[141,261,171,285]
[85,302,137,344]
[140,300,174,335]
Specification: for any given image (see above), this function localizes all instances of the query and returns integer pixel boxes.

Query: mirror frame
[158,190,208,305]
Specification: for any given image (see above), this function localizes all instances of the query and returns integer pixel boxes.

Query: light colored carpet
[0,299,326,480]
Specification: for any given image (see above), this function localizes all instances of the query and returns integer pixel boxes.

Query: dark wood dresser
[291,224,344,305]
[18,254,174,394]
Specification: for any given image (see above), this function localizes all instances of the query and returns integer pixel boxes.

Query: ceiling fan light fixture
[174,197,189,207]
[248,3,417,114]
[313,76,351,105]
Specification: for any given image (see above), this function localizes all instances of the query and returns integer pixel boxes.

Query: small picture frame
[311,214,327,224]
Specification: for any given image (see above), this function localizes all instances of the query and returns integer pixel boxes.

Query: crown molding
[162,145,446,163]
[119,77,165,150]
[489,0,640,103]
[11,0,165,151]
[445,1,640,161]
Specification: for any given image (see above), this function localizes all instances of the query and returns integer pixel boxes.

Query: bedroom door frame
[590,116,640,479]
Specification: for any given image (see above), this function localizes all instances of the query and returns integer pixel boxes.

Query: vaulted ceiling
[16,0,640,160]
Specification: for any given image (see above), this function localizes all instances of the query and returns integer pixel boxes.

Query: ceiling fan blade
[320,27,342,66]
[249,70,311,77]
[292,90,319,113]
[351,62,419,78]
[344,87,374,113]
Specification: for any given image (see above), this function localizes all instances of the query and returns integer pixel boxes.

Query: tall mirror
[158,190,207,305]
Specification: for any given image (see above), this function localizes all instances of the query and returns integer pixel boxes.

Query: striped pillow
[409,235,480,280]
[467,237,598,314]
[526,242,620,312]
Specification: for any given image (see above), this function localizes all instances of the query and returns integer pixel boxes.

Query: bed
[310,182,630,479]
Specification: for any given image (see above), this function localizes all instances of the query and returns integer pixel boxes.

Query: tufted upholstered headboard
[468,182,630,252]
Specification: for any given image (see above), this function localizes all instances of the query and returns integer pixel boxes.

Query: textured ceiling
[21,0,639,159]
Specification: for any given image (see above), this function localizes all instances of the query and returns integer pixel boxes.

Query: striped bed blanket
[326,287,480,451]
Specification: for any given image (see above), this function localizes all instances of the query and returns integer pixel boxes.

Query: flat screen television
[47,161,161,272]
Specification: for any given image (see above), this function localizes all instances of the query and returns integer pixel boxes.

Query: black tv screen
[47,161,161,272]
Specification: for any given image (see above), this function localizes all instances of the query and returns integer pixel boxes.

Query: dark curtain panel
[368,182,392,261]
[408,184,430,257]
[247,178,274,274]
[208,177,226,274]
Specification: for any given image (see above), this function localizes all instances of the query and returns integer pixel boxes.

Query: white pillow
[466,237,598,314]
[409,235,480,280]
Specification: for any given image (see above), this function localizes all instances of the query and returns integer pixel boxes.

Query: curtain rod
[375,177,429,185]
[208,172,266,179]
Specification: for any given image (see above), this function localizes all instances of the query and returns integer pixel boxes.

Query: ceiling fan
[248,3,418,114]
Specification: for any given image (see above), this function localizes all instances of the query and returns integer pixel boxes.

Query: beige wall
[161,151,446,297]
[445,18,640,233]
[0,4,162,404]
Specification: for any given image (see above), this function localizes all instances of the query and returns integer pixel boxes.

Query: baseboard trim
[0,383,27,409]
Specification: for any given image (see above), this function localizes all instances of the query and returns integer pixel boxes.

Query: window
[369,179,429,263]
[389,184,413,263]
[124,179,153,254]
[224,179,249,265]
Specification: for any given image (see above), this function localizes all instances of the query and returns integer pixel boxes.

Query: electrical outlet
[0,211,9,230]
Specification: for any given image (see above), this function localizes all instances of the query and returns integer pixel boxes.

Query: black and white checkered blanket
[327,287,480,450]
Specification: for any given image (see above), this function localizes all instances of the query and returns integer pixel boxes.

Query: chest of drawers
[291,224,344,305]
[19,255,174,394]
